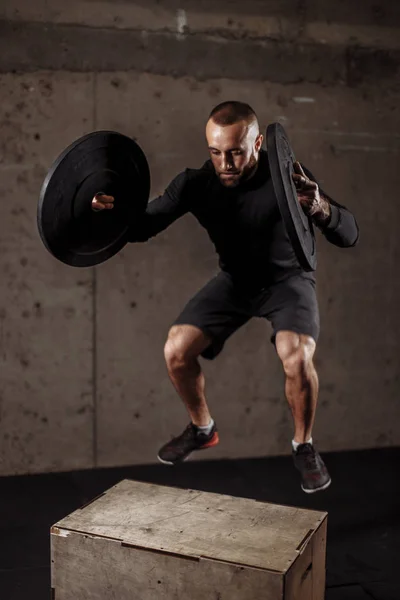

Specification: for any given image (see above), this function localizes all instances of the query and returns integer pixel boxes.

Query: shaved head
[208,101,258,128]
[206,101,263,188]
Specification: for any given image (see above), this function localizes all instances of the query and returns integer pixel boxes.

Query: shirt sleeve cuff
[324,203,341,231]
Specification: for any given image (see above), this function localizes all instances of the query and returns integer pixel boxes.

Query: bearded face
[206,120,263,188]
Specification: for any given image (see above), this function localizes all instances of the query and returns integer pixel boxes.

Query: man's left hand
[292,162,331,224]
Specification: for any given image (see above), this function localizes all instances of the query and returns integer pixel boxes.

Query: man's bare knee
[164,327,191,371]
[282,346,310,380]
[276,332,316,380]
[164,325,210,372]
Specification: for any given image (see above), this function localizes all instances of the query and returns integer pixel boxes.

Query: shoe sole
[157,433,219,466]
[157,455,190,466]
[301,477,332,494]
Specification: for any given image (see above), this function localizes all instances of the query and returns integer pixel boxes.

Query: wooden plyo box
[51,479,327,600]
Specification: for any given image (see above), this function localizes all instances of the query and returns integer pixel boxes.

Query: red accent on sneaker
[201,432,220,449]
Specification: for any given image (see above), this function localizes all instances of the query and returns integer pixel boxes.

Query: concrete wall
[0,1,399,475]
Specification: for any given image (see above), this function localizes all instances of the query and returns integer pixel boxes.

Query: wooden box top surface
[53,479,327,573]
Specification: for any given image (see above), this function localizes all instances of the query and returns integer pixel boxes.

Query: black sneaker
[157,423,219,465]
[293,443,331,494]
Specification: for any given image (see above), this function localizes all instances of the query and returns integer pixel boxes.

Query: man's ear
[255,133,264,152]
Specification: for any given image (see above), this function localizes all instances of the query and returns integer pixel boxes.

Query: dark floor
[0,447,399,600]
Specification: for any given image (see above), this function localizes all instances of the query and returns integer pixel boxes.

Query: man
[92,101,359,493]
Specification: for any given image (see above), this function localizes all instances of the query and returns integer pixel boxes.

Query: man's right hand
[92,193,115,211]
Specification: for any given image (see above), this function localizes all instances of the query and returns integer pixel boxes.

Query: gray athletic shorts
[173,271,320,360]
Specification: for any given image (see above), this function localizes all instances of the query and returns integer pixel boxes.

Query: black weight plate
[266,123,316,272]
[38,131,150,267]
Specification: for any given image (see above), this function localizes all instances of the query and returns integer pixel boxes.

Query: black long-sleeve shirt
[129,150,359,287]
